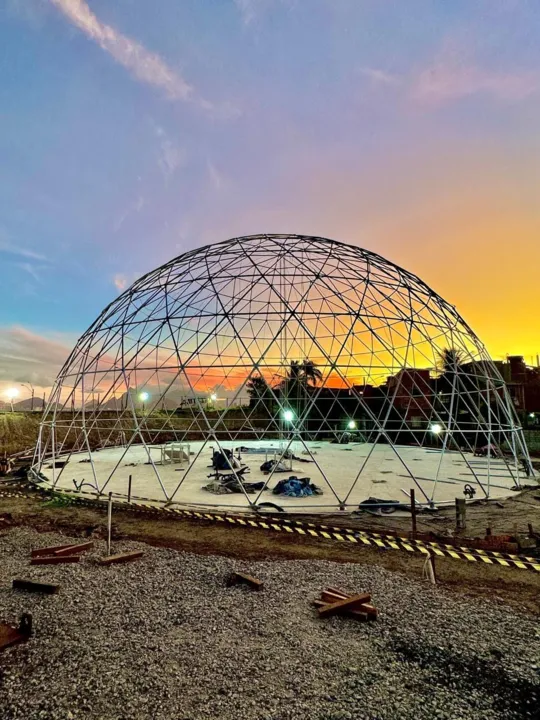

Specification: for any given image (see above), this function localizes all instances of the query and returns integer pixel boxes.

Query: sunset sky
[1,0,540,397]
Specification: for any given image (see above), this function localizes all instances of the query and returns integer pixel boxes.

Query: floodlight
[430,423,443,435]
[347,420,357,430]
[283,409,294,423]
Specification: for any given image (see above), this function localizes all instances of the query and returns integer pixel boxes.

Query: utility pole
[20,383,35,411]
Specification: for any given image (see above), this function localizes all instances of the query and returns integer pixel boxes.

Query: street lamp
[429,423,443,435]
[139,391,149,411]
[282,409,294,423]
[20,382,35,411]
[210,393,217,402]
[347,420,357,430]
[6,387,19,412]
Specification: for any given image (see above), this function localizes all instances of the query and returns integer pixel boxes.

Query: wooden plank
[12,579,60,595]
[99,551,143,566]
[359,603,378,619]
[31,556,80,565]
[313,599,371,622]
[31,543,72,558]
[326,587,350,598]
[54,542,93,557]
[321,590,349,604]
[226,572,264,591]
[318,593,371,618]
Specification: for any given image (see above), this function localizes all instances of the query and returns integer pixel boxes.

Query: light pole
[20,383,35,411]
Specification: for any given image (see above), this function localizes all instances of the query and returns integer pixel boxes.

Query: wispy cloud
[49,0,194,102]
[0,237,50,284]
[412,48,538,104]
[0,239,47,262]
[360,68,400,87]
[359,45,538,107]
[16,262,42,282]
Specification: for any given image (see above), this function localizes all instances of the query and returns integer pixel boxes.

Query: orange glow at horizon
[224,140,540,363]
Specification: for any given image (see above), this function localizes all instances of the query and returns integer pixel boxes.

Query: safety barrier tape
[170,509,540,573]
[1,486,539,573]
[260,517,540,564]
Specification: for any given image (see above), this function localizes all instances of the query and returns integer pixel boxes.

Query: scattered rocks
[0,527,539,719]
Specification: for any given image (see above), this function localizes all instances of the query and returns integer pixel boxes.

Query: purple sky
[1,0,540,398]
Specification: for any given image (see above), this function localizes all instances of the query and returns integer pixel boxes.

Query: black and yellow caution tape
[171,509,540,573]
[2,486,540,574]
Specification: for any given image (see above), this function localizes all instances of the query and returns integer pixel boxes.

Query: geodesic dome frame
[32,234,531,511]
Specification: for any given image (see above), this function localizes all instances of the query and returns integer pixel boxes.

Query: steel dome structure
[33,234,531,512]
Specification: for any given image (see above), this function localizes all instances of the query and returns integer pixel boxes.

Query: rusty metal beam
[54,541,93,556]
[0,614,32,652]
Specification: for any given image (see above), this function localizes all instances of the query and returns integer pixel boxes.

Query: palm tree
[284,359,322,386]
[279,359,323,421]
[436,347,474,447]
[288,360,302,382]
[437,348,466,376]
[435,347,466,402]
[300,359,323,387]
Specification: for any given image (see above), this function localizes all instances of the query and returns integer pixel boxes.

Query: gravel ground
[0,527,539,720]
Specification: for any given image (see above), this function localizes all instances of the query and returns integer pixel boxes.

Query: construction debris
[0,613,32,652]
[226,571,264,591]
[13,579,60,594]
[313,587,377,621]
[31,543,74,558]
[99,550,144,566]
[31,540,93,557]
[54,541,93,556]
[2,527,540,720]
